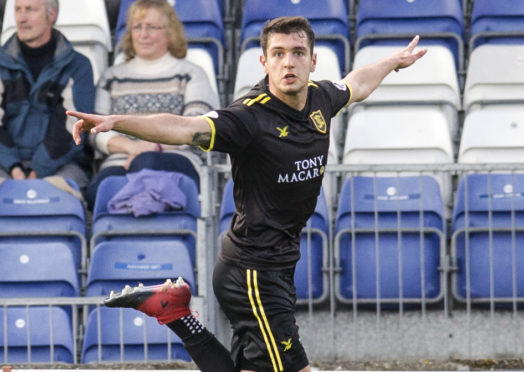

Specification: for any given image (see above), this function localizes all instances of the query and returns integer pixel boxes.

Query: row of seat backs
[2,0,519,114]
[0,306,75,363]
[110,0,508,80]
[85,171,200,296]
[322,41,524,171]
[3,172,524,301]
[334,176,445,303]
[0,173,200,301]
[357,0,524,70]
[0,174,442,305]
[0,306,191,364]
[350,43,524,120]
[2,0,522,70]
[451,173,524,302]
[239,0,524,109]
[81,307,190,363]
[240,0,524,74]
[3,174,524,364]
[1,172,524,334]
[0,240,196,302]
[0,179,86,297]
[342,105,524,168]
[334,174,524,304]
[227,173,521,303]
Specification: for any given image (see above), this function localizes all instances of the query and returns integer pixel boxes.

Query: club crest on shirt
[310,110,326,133]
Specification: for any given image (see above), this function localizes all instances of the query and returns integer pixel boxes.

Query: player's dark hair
[260,16,315,57]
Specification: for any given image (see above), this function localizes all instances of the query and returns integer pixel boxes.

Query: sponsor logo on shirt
[277,155,325,184]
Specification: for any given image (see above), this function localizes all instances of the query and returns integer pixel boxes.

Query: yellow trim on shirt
[343,80,353,107]
[199,115,216,152]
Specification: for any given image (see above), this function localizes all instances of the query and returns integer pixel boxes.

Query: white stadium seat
[459,108,524,163]
[464,44,524,113]
[351,45,461,140]
[343,106,454,205]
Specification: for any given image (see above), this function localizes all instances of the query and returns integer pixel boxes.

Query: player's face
[261,31,317,109]
[15,0,56,48]
[131,7,169,60]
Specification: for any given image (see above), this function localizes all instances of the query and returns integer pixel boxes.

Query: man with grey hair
[0,0,94,188]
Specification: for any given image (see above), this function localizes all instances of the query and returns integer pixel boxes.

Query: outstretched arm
[67,111,212,148]
[344,35,427,104]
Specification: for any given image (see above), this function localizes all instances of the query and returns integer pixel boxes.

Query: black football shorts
[213,259,309,372]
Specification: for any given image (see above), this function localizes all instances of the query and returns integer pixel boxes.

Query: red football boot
[104,277,191,324]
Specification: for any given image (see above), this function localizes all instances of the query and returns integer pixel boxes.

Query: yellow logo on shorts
[281,338,292,351]
[310,110,326,133]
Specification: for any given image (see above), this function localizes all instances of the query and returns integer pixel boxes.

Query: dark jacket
[0,30,94,176]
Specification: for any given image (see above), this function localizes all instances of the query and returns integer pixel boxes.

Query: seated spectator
[0,0,95,188]
[85,0,219,210]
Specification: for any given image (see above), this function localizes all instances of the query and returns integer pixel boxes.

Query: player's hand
[66,110,115,146]
[393,35,427,72]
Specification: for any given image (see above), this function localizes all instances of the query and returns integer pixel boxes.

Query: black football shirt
[202,76,351,269]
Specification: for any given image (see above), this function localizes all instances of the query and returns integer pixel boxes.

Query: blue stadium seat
[355,0,465,71]
[0,243,79,298]
[91,172,200,267]
[0,306,74,363]
[219,179,329,303]
[82,307,190,363]
[342,107,455,208]
[296,185,329,303]
[452,173,524,303]
[115,0,224,75]
[240,0,350,73]
[218,178,235,234]
[334,176,445,304]
[0,179,87,271]
[85,240,196,296]
[470,0,524,49]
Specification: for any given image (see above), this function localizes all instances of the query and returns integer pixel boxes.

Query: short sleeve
[200,103,259,155]
[318,80,352,115]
